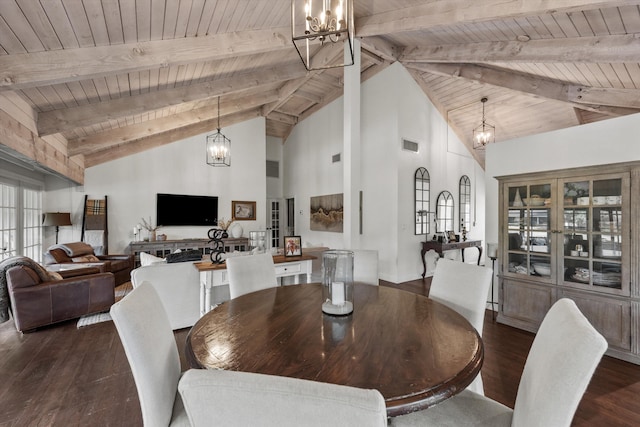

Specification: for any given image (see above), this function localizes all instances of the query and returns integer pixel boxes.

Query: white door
[267,199,285,250]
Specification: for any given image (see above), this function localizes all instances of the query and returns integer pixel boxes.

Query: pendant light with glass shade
[206,97,231,166]
[473,97,495,149]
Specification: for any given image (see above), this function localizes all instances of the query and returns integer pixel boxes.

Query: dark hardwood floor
[1,278,639,426]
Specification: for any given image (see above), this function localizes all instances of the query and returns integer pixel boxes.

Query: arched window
[414,167,430,235]
[459,175,471,232]
[436,191,454,234]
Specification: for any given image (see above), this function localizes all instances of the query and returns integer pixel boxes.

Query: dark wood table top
[185,283,483,417]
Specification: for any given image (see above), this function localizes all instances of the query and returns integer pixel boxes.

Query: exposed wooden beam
[293,90,323,103]
[83,109,262,167]
[359,36,397,62]
[38,63,306,136]
[262,76,315,116]
[0,27,294,91]
[0,110,84,183]
[356,1,634,37]
[68,91,279,156]
[568,86,640,108]
[263,43,344,116]
[266,111,298,126]
[400,34,640,63]
[407,62,640,115]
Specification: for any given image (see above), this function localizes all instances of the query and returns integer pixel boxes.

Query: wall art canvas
[310,193,343,232]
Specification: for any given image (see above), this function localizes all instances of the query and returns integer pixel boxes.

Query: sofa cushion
[50,242,95,257]
[71,254,101,263]
[6,266,41,288]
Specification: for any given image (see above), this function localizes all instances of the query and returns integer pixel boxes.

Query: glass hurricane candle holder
[322,250,354,316]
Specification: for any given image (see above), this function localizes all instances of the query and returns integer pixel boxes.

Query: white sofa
[130,261,201,330]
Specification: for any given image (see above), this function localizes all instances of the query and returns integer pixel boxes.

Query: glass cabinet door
[505,181,553,279]
[560,175,629,295]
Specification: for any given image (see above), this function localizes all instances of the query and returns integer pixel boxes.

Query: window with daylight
[0,178,43,263]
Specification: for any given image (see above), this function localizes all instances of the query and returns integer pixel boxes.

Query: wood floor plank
[0,277,638,426]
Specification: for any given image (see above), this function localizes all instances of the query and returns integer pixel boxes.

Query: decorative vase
[149,230,157,241]
[229,222,243,238]
[513,188,523,207]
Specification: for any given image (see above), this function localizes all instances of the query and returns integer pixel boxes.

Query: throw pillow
[48,271,64,281]
[166,249,203,263]
[140,252,166,266]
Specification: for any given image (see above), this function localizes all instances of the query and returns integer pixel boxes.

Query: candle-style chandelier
[473,97,495,149]
[206,97,231,167]
[291,0,354,71]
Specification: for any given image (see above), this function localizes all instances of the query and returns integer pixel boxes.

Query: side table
[421,240,483,278]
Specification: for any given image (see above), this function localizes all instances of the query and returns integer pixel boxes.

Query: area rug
[77,282,132,328]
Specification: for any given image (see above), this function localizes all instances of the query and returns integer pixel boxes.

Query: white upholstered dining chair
[111,282,388,427]
[389,298,607,427]
[428,257,493,395]
[226,253,278,299]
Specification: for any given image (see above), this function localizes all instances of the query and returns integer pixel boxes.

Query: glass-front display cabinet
[560,175,629,296]
[498,165,638,364]
[505,180,554,282]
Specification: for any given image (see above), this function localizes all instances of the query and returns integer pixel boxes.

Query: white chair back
[130,262,201,330]
[512,298,607,426]
[353,249,379,286]
[429,258,492,336]
[110,282,182,427]
[226,253,278,299]
[429,257,492,394]
[388,298,607,427]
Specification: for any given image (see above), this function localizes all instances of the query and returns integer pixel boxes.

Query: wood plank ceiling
[1,0,640,174]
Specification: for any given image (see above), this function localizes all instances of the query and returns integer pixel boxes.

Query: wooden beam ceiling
[0,27,293,92]
[37,63,307,136]
[400,34,640,63]
[406,63,640,114]
[355,0,628,37]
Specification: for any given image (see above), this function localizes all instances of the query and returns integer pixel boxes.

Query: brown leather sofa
[2,256,115,332]
[46,242,134,286]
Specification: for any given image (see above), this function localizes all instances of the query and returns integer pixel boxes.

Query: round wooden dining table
[185,283,483,417]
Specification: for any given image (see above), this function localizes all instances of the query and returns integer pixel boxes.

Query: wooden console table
[194,254,316,315]
[128,237,248,267]
[421,240,483,278]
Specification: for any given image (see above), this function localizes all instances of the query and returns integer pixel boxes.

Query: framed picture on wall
[284,236,302,257]
[232,201,256,221]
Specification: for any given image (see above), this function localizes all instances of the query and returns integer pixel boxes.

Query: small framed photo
[232,201,256,221]
[284,236,302,257]
[447,231,457,242]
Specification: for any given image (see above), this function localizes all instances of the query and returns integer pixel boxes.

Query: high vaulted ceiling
[1,0,640,179]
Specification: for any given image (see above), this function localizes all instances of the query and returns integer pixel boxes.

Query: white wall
[484,112,640,308]
[45,117,267,253]
[284,62,485,283]
[485,112,640,249]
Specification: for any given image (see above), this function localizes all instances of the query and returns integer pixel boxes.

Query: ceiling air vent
[332,153,341,163]
[402,139,419,153]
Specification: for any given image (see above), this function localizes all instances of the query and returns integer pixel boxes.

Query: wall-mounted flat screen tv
[156,193,218,226]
